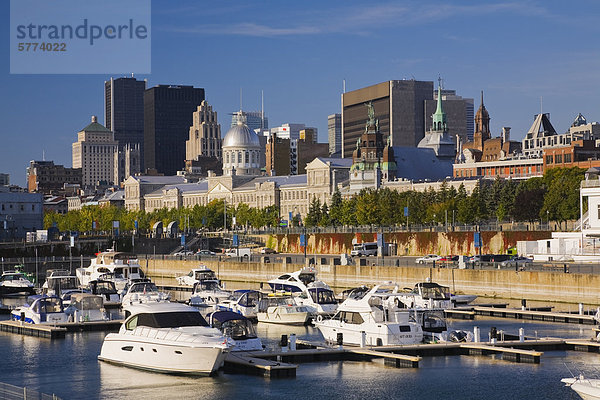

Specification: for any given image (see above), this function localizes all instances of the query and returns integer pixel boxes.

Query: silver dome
[222,123,261,148]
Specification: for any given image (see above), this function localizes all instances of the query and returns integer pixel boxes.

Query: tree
[329,188,343,226]
[542,167,585,228]
[304,197,322,227]
[319,202,330,226]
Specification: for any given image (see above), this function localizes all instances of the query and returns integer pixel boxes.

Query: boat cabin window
[333,311,364,324]
[234,291,260,307]
[196,281,221,292]
[298,273,315,286]
[136,312,209,328]
[72,296,103,310]
[129,282,158,293]
[399,325,411,332]
[309,289,337,304]
[34,298,63,313]
[420,284,450,300]
[113,268,124,278]
[47,277,78,291]
[97,267,110,274]
[277,274,291,280]
[195,271,217,281]
[213,318,256,340]
[93,281,117,294]
[125,315,138,331]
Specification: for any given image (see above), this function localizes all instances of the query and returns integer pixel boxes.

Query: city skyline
[1,0,599,186]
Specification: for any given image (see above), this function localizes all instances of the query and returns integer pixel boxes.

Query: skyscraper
[72,116,118,188]
[186,100,222,161]
[230,111,268,132]
[341,80,433,157]
[104,77,146,160]
[144,85,205,176]
[328,113,341,155]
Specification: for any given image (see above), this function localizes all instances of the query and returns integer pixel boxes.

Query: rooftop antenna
[540,96,543,116]
[261,90,264,131]
[240,87,243,111]
[343,79,346,93]
[437,75,442,90]
[42,149,45,161]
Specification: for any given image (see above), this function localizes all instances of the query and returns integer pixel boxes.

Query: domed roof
[222,122,260,149]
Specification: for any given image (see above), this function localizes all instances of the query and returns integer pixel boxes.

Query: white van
[350,242,378,257]
[225,248,251,258]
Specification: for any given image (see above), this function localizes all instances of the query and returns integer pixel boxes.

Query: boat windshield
[127,311,209,329]
[194,270,217,281]
[129,282,158,293]
[234,291,260,307]
[2,273,24,282]
[419,284,451,300]
[309,288,337,304]
[47,277,79,291]
[196,281,221,292]
[348,287,370,301]
[216,319,256,340]
[33,297,63,313]
[298,273,316,286]
[91,281,117,294]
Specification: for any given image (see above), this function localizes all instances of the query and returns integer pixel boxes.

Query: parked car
[469,254,493,263]
[500,256,533,268]
[260,247,277,254]
[173,251,194,256]
[439,255,459,263]
[196,249,216,256]
[416,254,442,264]
[225,248,251,258]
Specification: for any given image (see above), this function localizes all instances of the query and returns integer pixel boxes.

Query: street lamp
[546,210,550,230]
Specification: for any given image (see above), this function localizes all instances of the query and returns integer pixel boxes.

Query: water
[0,305,597,399]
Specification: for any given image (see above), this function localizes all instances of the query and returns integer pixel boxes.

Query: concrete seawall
[148,259,600,305]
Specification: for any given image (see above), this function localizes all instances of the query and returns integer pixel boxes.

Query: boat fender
[316,315,323,323]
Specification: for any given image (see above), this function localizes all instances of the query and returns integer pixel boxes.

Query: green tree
[304,197,322,227]
[329,188,343,226]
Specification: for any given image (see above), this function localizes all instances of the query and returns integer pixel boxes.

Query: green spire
[432,86,447,132]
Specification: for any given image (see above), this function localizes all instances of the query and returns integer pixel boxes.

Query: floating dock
[0,320,67,339]
[468,306,597,325]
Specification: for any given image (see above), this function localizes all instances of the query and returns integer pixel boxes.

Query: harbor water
[0,300,598,399]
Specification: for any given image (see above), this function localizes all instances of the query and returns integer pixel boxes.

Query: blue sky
[2,0,600,187]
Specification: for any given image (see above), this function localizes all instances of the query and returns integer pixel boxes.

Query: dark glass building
[105,77,146,155]
[144,85,205,176]
[342,80,433,157]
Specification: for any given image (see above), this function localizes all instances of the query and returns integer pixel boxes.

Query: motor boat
[98,302,231,375]
[267,267,337,316]
[314,283,423,346]
[76,250,146,291]
[562,375,600,399]
[396,280,453,309]
[175,266,218,286]
[121,279,170,310]
[216,290,262,319]
[87,279,121,307]
[65,292,108,322]
[0,271,35,296]
[11,294,69,324]
[257,293,310,326]
[206,310,263,351]
[451,293,478,306]
[42,270,80,297]
[189,280,231,307]
[294,287,338,316]
[267,267,330,293]
[60,288,91,306]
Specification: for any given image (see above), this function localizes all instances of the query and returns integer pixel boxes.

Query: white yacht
[121,280,170,311]
[0,271,35,296]
[314,284,423,346]
[98,302,230,375]
[216,290,261,319]
[257,294,310,326]
[87,279,121,307]
[267,267,338,316]
[175,266,218,286]
[11,295,69,324]
[396,280,453,309]
[76,250,146,291]
[65,293,108,322]
[206,310,263,351]
[562,375,600,399]
[189,280,231,307]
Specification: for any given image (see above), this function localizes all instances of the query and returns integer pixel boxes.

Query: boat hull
[562,378,600,400]
[257,309,309,326]
[315,321,423,346]
[99,335,228,375]
[0,285,35,297]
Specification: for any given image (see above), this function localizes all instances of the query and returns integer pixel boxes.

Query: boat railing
[0,382,62,400]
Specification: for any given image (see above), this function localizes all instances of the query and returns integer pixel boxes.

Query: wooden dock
[452,306,598,325]
[0,320,67,339]
[460,343,543,363]
[224,352,298,378]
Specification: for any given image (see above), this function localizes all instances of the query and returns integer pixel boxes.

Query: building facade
[104,76,146,164]
[0,174,9,186]
[342,80,433,157]
[266,130,329,176]
[328,113,342,155]
[113,143,141,186]
[144,85,205,176]
[185,100,222,162]
[72,116,118,188]
[270,123,317,142]
[26,160,81,194]
[0,187,43,240]
[231,110,268,132]
[222,115,262,177]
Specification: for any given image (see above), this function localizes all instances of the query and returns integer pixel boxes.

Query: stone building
[222,113,262,176]
[418,86,456,159]
[26,160,81,194]
[72,116,118,188]
[185,100,222,162]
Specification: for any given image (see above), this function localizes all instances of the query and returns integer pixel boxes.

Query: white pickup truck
[225,248,251,258]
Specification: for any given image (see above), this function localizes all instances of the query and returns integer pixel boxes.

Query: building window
[555,154,562,164]
[546,155,553,164]
[238,152,242,163]
[564,153,572,163]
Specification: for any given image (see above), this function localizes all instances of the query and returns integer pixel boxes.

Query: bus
[350,242,378,257]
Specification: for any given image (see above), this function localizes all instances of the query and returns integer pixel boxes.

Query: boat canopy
[126,311,209,330]
[307,287,337,304]
[206,311,256,340]
[70,293,103,310]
